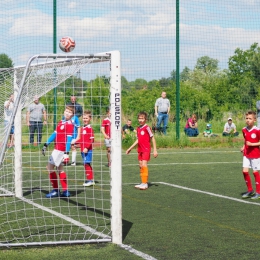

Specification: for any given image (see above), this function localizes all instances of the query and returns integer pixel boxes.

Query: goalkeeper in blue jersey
[41,106,75,198]
[63,114,81,166]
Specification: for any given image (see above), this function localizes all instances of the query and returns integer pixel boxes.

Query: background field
[2,146,260,260]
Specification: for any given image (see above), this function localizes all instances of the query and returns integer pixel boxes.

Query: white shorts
[104,138,111,148]
[49,149,64,167]
[242,156,260,170]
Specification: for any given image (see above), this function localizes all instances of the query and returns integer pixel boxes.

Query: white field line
[122,150,241,155]
[20,197,156,259]
[20,196,111,240]
[123,161,241,166]
[156,182,260,206]
[119,244,158,260]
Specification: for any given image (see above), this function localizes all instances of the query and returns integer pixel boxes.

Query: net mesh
[0,53,114,246]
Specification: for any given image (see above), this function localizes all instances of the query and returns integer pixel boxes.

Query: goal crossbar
[0,51,122,246]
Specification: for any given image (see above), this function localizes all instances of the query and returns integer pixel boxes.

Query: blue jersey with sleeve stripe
[71,115,80,139]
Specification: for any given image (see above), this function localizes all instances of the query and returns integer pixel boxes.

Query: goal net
[0,51,122,247]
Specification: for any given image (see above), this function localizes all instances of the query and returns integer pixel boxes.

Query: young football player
[126,111,158,190]
[42,105,75,198]
[101,107,111,167]
[73,110,95,186]
[241,110,260,199]
[63,114,80,166]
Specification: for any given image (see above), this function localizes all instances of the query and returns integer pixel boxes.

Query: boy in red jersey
[126,111,158,190]
[101,107,111,167]
[241,110,260,199]
[41,106,75,198]
[73,110,95,187]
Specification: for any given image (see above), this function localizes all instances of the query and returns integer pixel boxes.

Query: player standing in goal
[41,106,75,198]
[63,113,80,166]
[73,110,95,186]
[126,111,158,190]
[241,110,260,200]
[101,107,111,167]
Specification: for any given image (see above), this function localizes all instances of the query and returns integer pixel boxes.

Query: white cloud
[2,0,260,80]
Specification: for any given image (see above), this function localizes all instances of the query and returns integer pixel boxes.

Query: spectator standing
[256,100,260,128]
[4,94,14,148]
[154,91,170,135]
[222,118,239,137]
[26,96,47,145]
[66,95,83,118]
[184,114,199,137]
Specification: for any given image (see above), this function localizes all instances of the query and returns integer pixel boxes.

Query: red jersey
[136,124,154,153]
[242,126,260,159]
[79,124,94,151]
[54,119,74,151]
[101,117,111,138]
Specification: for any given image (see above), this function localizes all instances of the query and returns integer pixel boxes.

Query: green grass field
[2,147,260,260]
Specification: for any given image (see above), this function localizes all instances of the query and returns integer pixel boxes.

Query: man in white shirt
[154,91,170,135]
[222,118,239,136]
[26,96,47,145]
[4,94,14,147]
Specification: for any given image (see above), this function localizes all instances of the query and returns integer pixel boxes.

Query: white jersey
[4,100,14,121]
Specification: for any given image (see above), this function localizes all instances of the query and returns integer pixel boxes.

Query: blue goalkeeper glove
[42,143,48,156]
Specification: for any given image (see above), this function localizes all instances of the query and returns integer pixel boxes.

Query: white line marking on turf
[157,182,260,206]
[123,161,241,166]
[20,196,111,240]
[122,150,240,155]
[120,244,158,260]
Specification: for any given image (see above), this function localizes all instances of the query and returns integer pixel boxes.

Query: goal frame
[0,51,122,246]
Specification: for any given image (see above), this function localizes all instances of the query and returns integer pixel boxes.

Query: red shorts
[138,152,150,161]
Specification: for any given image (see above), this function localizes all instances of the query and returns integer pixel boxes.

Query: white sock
[72,151,77,163]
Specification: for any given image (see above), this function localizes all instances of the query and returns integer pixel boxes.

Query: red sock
[253,171,260,194]
[49,172,58,189]
[84,164,93,180]
[59,171,68,191]
[243,171,253,191]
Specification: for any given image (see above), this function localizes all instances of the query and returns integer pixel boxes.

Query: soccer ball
[59,36,76,52]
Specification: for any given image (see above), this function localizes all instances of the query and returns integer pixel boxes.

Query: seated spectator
[122,119,136,139]
[203,124,218,137]
[184,114,199,137]
[222,118,239,136]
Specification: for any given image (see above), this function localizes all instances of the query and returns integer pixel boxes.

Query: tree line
[1,42,260,122]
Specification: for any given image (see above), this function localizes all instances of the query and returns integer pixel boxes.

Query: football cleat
[135,183,142,189]
[60,190,70,197]
[46,189,60,198]
[139,183,148,190]
[241,190,255,199]
[83,180,95,187]
[251,193,260,200]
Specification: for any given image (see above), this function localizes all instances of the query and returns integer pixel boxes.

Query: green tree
[0,53,14,68]
[228,43,260,109]
[180,66,191,81]
[84,76,109,116]
[195,56,219,74]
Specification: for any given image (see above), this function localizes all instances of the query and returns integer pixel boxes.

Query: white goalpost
[0,51,122,247]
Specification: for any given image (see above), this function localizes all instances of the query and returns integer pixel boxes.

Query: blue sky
[1,0,260,81]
